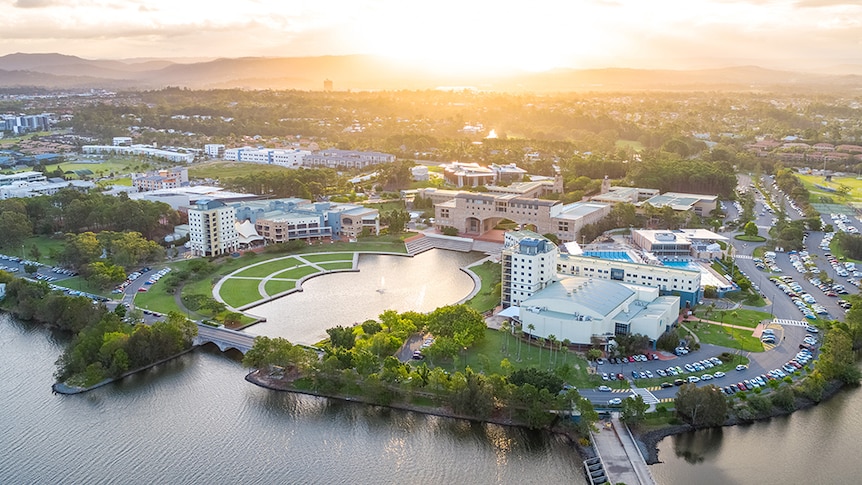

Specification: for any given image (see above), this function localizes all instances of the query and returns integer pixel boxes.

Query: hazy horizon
[4,0,862,74]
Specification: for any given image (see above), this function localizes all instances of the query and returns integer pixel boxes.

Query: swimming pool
[663,260,730,288]
[582,251,633,262]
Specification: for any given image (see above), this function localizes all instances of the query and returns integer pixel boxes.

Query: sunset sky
[3,0,862,71]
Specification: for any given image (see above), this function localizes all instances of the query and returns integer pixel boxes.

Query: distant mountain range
[1,52,862,92]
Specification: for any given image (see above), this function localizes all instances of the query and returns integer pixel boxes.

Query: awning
[496,306,520,318]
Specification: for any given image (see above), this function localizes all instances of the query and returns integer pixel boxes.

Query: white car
[736,364,748,371]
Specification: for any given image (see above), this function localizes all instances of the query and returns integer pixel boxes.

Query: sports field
[798,174,862,204]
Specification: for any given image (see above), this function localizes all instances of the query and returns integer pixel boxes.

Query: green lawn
[272,265,320,280]
[233,257,300,278]
[700,308,772,328]
[189,161,293,181]
[264,279,296,296]
[686,321,765,352]
[301,253,354,263]
[21,235,67,265]
[318,261,354,270]
[430,328,595,387]
[464,260,502,313]
[56,276,113,298]
[798,174,862,204]
[134,284,180,314]
[362,200,406,213]
[219,279,265,308]
[734,235,767,242]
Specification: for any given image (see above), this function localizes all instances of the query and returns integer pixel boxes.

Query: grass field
[300,253,354,263]
[687,320,764,352]
[264,279,296,296]
[134,284,180,314]
[188,161,293,181]
[318,261,354,270]
[220,279,265,308]
[272,265,319,280]
[432,328,594,387]
[700,308,772,328]
[362,200,406,213]
[21,235,67,265]
[464,260,502,313]
[798,174,862,204]
[233,257,300,278]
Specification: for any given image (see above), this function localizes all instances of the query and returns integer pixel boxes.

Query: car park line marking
[659,398,674,403]
[611,388,633,393]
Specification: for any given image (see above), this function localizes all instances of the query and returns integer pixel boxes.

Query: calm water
[0,314,583,484]
[649,382,862,484]
[6,243,862,485]
[249,251,483,345]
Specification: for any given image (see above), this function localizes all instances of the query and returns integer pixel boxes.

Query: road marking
[772,318,808,327]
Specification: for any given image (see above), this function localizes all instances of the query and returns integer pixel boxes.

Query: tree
[743,221,759,238]
[326,325,356,350]
[508,367,563,394]
[621,394,649,424]
[86,261,127,289]
[29,244,41,262]
[23,263,39,275]
[0,211,32,249]
[675,383,727,427]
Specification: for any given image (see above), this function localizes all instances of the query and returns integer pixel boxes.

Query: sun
[349,2,603,74]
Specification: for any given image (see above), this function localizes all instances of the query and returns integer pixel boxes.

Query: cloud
[796,0,862,7]
[13,0,56,8]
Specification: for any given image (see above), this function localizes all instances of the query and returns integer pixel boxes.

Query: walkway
[591,415,657,485]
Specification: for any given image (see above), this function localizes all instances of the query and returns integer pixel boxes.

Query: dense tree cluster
[835,232,862,260]
[674,383,728,427]
[0,190,177,247]
[627,156,737,198]
[2,274,105,333]
[55,311,197,386]
[223,168,344,199]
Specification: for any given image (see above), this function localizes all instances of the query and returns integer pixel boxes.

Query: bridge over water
[193,324,257,353]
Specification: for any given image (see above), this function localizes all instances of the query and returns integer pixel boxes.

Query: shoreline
[244,369,594,473]
[52,347,197,395]
[632,378,850,464]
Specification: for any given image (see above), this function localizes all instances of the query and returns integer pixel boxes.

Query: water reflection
[672,426,723,464]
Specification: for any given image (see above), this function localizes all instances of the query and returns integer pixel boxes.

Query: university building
[500,231,680,347]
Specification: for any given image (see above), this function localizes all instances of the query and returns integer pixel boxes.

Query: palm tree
[562,339,571,365]
[548,334,557,367]
[515,323,523,362]
[526,324,535,360]
[500,320,511,354]
[537,337,545,367]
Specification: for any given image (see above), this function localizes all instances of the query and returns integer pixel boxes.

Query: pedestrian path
[735,254,753,260]
[772,318,808,327]
[610,388,635,393]
[630,387,659,405]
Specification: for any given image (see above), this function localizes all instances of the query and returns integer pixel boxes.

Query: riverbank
[245,369,594,480]
[52,347,197,395]
[633,378,850,464]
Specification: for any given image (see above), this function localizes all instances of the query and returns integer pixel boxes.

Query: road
[580,322,812,407]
